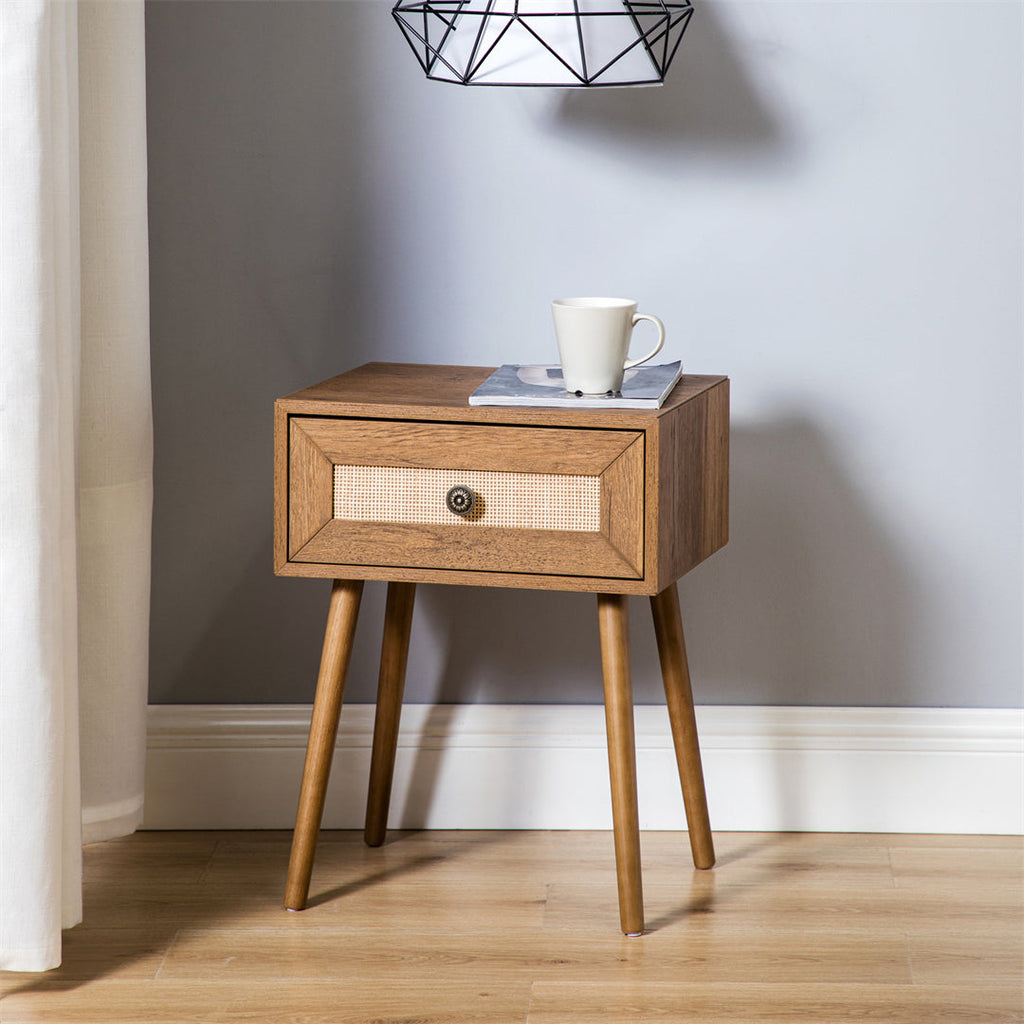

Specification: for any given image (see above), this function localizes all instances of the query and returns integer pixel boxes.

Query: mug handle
[624,312,665,370]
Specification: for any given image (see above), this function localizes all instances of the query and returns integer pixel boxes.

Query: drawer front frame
[283,417,645,581]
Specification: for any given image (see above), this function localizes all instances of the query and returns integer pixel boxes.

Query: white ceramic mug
[551,297,666,394]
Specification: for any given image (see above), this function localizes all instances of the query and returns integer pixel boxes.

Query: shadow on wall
[156,413,913,712]
[415,585,612,704]
[546,3,791,168]
[678,415,914,707]
[146,0,388,704]
[147,2,910,710]
[393,415,913,710]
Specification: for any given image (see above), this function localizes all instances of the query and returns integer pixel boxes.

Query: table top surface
[277,362,728,429]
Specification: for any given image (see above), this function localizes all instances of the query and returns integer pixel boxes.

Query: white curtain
[0,0,152,972]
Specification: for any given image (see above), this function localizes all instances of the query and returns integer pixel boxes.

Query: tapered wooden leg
[364,581,417,847]
[650,584,715,870]
[284,579,364,910]
[597,593,644,936]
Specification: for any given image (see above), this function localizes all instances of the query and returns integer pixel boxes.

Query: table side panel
[654,379,730,589]
[273,403,290,573]
[704,378,730,557]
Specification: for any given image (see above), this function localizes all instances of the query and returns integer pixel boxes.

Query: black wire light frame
[392,1,695,88]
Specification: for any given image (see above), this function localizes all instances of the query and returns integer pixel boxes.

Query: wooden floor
[1,830,1021,1023]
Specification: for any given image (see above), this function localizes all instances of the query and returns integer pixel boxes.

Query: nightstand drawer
[285,418,645,579]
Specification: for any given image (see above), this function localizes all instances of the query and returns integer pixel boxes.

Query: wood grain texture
[527,982,1024,1024]
[292,519,643,581]
[6,980,1015,1024]
[286,420,334,559]
[364,581,416,848]
[273,403,290,572]
[284,579,363,911]
[156,926,911,984]
[652,379,730,590]
[702,378,730,558]
[285,415,645,583]
[0,980,533,1024]
[276,556,659,594]
[276,364,729,593]
[540,878,1024,935]
[601,438,645,574]
[278,362,727,430]
[271,365,728,934]
[650,585,715,870]
[5,831,1019,1024]
[597,594,644,936]
[296,417,642,474]
[907,934,1024,986]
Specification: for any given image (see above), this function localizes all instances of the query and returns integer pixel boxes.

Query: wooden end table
[274,362,729,934]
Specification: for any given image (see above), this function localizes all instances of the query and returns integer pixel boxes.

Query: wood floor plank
[4,830,1020,1024]
[0,927,176,983]
[888,847,1024,905]
[890,845,1024,867]
[83,837,218,887]
[199,838,625,896]
[662,846,895,891]
[543,882,1022,936]
[526,981,1024,1024]
[879,834,1023,850]
[0,979,532,1023]
[908,933,1024,986]
[195,832,896,894]
[82,880,548,930]
[156,925,911,985]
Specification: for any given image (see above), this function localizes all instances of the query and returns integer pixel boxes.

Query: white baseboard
[143,704,1023,834]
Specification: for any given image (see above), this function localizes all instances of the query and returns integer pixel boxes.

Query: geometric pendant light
[392,0,694,88]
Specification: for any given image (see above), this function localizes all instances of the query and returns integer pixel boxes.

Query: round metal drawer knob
[446,485,475,516]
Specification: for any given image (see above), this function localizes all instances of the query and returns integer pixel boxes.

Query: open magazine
[468,361,682,409]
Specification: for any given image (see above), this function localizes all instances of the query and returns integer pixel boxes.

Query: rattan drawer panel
[333,465,601,531]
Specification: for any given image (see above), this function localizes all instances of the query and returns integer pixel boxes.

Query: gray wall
[145,0,1022,708]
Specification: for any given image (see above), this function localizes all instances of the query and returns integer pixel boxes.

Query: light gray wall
[145,0,1022,708]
